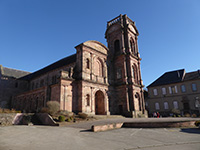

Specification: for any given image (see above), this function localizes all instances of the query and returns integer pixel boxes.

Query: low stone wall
[0,113,16,126]
[91,120,196,132]
[123,121,196,128]
[92,123,123,132]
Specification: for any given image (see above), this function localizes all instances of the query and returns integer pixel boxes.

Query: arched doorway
[95,90,105,115]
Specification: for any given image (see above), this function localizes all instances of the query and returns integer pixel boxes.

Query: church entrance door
[95,90,105,115]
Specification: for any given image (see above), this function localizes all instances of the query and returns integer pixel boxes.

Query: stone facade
[146,69,200,117]
[0,65,30,108]
[7,15,146,117]
[105,15,146,117]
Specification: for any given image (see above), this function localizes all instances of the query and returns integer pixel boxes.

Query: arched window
[181,85,186,93]
[86,94,90,106]
[94,58,103,77]
[114,40,120,53]
[153,89,158,96]
[86,58,90,69]
[130,39,135,53]
[173,101,179,109]
[164,102,169,110]
[162,87,166,95]
[132,64,138,83]
[155,102,160,110]
[132,66,135,79]
[192,83,197,91]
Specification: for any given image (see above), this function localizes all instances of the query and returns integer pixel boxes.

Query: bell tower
[105,14,147,117]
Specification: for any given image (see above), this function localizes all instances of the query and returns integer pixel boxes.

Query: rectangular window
[153,89,158,96]
[181,85,186,93]
[162,87,166,95]
[192,83,197,92]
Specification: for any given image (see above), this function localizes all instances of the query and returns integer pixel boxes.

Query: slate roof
[184,70,200,81]
[148,69,200,88]
[0,65,30,78]
[19,54,76,81]
[147,69,185,87]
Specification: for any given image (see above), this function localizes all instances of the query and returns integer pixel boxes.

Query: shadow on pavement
[180,128,200,134]
[80,129,92,132]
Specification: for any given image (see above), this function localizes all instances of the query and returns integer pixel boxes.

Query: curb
[91,120,196,132]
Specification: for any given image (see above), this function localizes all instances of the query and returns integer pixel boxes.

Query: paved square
[0,126,200,150]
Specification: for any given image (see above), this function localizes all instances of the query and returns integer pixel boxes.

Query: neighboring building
[146,69,200,117]
[0,65,30,108]
[2,15,147,117]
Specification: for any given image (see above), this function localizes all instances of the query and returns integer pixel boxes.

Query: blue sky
[0,0,199,87]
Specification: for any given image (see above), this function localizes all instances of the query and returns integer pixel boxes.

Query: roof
[147,69,185,87]
[184,70,200,81]
[19,54,76,81]
[0,65,30,78]
[75,40,108,55]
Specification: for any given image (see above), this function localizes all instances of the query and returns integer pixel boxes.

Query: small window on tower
[86,94,90,106]
[130,39,135,53]
[86,58,90,69]
[114,40,120,53]
[132,67,135,79]
[116,68,122,79]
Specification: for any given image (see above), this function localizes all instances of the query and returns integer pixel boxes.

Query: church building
[10,14,146,117]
